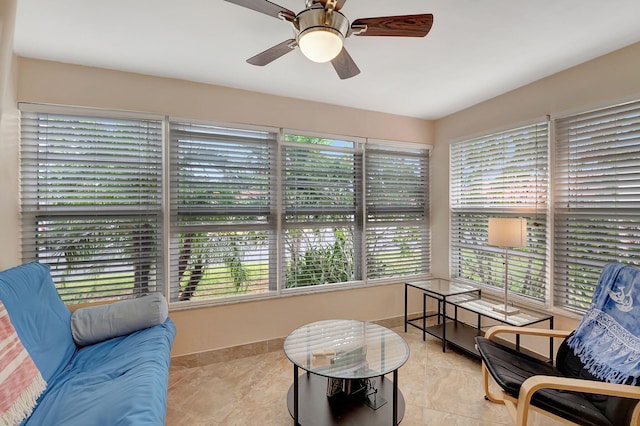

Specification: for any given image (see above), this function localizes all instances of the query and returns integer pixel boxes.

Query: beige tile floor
[166,325,562,425]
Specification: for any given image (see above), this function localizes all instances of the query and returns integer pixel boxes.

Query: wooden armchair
[476,263,640,425]
[476,325,640,425]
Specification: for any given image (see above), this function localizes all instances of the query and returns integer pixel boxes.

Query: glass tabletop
[406,278,479,297]
[449,294,553,326]
[283,319,410,380]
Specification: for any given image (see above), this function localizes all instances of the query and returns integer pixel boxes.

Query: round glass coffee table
[283,319,410,425]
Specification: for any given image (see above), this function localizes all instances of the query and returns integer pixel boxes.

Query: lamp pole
[488,217,526,316]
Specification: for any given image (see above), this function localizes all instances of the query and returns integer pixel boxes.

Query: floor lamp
[488,217,527,316]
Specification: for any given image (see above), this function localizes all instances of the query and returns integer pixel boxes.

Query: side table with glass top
[449,293,555,360]
[283,319,410,426]
[405,278,555,360]
[404,278,481,352]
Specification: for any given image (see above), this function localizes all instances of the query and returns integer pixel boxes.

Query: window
[20,106,431,305]
[168,121,277,302]
[554,99,640,312]
[20,108,163,304]
[283,134,361,288]
[450,122,549,304]
[366,143,430,279]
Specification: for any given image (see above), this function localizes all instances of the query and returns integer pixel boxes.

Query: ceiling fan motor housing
[296,7,349,42]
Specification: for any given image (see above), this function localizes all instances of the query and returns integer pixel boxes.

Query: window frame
[19,105,432,306]
[19,103,165,304]
[450,97,640,316]
[167,118,279,303]
[365,140,431,282]
[449,119,550,308]
[552,98,640,313]
[281,130,365,292]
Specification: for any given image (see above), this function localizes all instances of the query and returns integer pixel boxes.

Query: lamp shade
[488,217,527,248]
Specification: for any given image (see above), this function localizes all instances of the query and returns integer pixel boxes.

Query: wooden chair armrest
[521,375,640,400]
[484,325,571,340]
[516,375,640,425]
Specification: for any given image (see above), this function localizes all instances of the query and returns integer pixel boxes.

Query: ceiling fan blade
[331,48,360,80]
[247,39,296,66]
[317,0,347,10]
[224,0,295,20]
[352,14,434,37]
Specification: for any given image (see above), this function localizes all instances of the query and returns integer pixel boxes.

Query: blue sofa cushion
[0,262,75,382]
[25,319,177,426]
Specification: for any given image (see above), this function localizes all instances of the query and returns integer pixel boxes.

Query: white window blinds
[554,99,640,311]
[20,105,432,306]
[282,135,359,288]
[20,110,163,303]
[168,121,277,302]
[450,122,548,303]
[365,144,430,279]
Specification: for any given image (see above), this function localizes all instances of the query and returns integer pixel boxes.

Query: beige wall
[0,0,19,269]
[173,284,407,353]
[432,41,640,279]
[9,58,433,356]
[17,58,434,143]
[0,57,18,268]
[0,0,16,116]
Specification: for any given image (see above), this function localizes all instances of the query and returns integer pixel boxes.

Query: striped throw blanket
[0,300,47,426]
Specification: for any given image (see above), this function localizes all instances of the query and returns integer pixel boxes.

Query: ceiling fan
[225,0,434,79]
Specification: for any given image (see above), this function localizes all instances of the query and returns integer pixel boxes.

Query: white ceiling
[12,0,640,119]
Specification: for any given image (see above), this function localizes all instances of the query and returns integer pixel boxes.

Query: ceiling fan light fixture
[298,28,343,63]
[295,7,349,63]
[225,0,434,80]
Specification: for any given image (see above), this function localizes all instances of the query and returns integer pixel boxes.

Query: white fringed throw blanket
[566,263,640,385]
[0,300,47,426]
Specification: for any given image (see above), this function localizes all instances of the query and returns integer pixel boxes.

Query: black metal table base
[287,373,405,425]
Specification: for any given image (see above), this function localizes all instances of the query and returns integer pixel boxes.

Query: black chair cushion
[555,337,639,426]
[475,336,613,426]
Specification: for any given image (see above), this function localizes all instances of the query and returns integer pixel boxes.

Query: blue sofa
[0,262,176,425]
